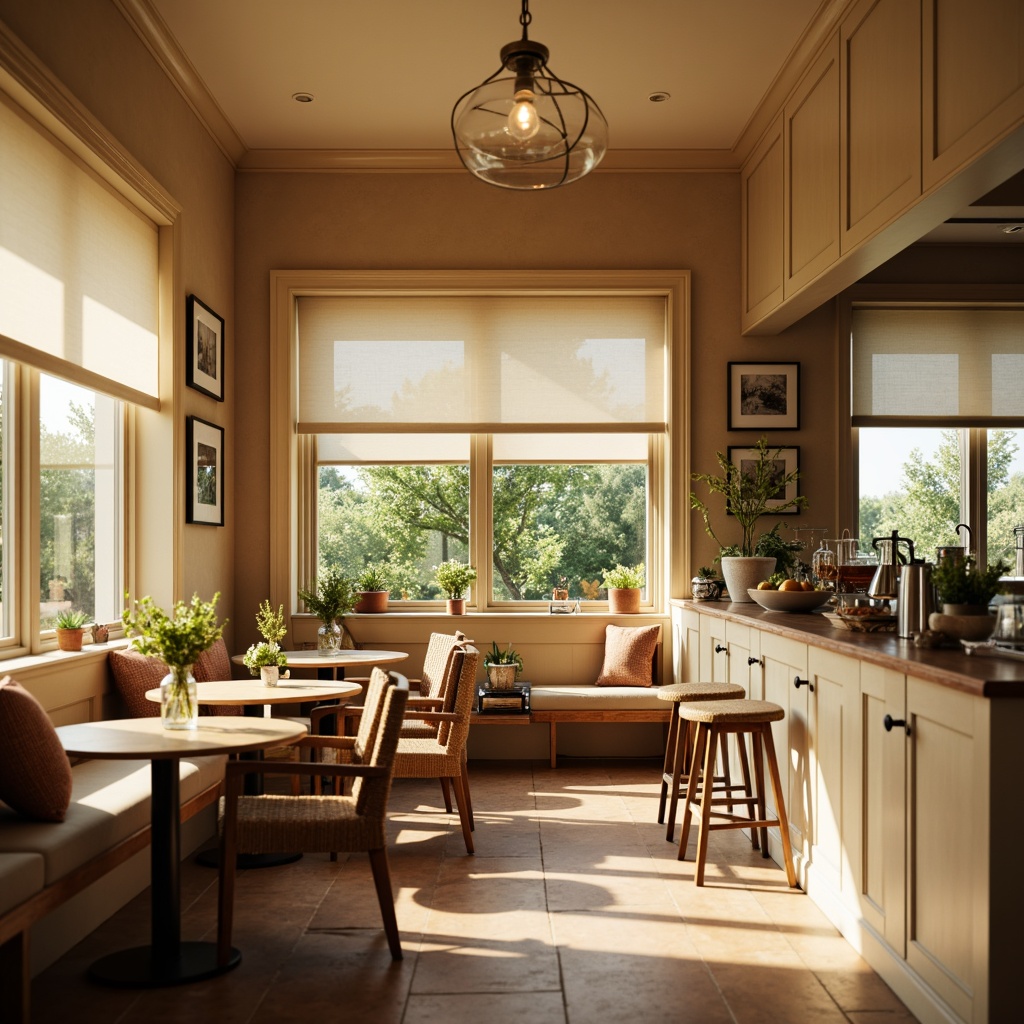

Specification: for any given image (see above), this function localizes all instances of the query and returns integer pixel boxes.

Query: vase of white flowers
[242,600,289,686]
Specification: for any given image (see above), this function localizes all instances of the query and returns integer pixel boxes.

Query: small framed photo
[186,294,224,401]
[728,362,799,430]
[186,416,224,526]
[727,445,800,513]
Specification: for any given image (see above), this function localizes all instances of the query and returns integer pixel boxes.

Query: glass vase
[160,665,197,730]
[317,620,342,656]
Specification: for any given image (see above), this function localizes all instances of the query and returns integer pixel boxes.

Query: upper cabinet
[741,116,784,328]
[841,0,921,252]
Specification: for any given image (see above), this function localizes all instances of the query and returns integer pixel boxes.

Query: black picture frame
[727,445,801,513]
[186,416,224,526]
[728,361,799,430]
[186,294,224,401]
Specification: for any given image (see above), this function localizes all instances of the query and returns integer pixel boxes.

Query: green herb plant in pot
[926,557,1007,643]
[353,563,391,614]
[54,608,89,651]
[433,559,477,614]
[690,436,807,602]
[484,641,523,690]
[298,567,357,655]
[602,562,645,613]
[242,599,289,686]
[122,592,225,729]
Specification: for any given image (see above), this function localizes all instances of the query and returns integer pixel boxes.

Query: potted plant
[484,641,523,689]
[242,599,289,685]
[121,592,225,729]
[602,562,645,614]
[353,563,391,614]
[931,557,1007,615]
[690,436,808,602]
[691,565,722,602]
[298,566,357,655]
[552,575,569,601]
[54,608,89,651]
[433,559,477,614]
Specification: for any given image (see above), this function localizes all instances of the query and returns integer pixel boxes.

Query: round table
[230,649,410,682]
[56,716,307,988]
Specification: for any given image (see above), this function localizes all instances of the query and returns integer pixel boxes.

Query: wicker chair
[216,668,410,963]
[392,644,479,855]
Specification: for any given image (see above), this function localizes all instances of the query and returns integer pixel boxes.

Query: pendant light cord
[519,0,532,39]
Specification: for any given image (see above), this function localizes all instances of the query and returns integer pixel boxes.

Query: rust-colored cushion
[0,676,73,821]
[194,638,242,716]
[595,624,661,687]
[109,648,165,717]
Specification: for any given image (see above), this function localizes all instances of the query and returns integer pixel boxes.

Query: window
[851,303,1024,567]
[0,362,11,640]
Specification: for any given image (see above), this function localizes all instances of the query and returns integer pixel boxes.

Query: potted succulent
[484,641,523,689]
[602,562,645,614]
[298,567,357,655]
[690,436,807,602]
[242,599,289,685]
[353,563,391,614]
[691,566,722,601]
[122,592,225,729]
[433,559,477,614]
[552,575,569,601]
[54,608,89,651]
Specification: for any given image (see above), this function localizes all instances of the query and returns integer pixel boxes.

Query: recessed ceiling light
[648,92,671,103]
[1001,223,1024,234]
[292,92,314,104]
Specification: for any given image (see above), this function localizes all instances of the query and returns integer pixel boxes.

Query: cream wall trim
[0,17,180,225]
[269,269,691,617]
[113,0,246,167]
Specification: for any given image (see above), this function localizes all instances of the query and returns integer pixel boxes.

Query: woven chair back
[435,645,478,757]
[354,672,409,817]
[352,666,393,764]
[419,630,469,699]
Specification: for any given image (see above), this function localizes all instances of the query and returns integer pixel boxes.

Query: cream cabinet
[740,115,784,330]
[673,605,701,685]
[840,0,921,252]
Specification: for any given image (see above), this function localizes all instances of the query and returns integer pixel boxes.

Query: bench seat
[0,855,43,917]
[530,684,668,712]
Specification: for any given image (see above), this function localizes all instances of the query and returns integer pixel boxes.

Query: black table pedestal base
[87,941,241,987]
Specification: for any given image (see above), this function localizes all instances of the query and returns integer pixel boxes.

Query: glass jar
[317,620,342,656]
[160,665,197,730]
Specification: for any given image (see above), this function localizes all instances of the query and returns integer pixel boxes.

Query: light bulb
[508,88,540,141]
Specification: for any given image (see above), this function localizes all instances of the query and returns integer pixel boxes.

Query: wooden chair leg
[217,803,238,967]
[760,723,798,887]
[450,773,475,855]
[460,760,475,831]
[665,716,689,842]
[719,731,734,812]
[368,846,403,960]
[677,721,708,861]
[694,724,719,887]
[439,778,453,813]
[752,730,769,857]
[735,731,759,850]
[549,722,557,768]
[658,708,680,824]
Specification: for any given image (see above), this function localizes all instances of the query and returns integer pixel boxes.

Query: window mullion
[470,434,491,610]
[964,428,986,564]
[21,366,41,651]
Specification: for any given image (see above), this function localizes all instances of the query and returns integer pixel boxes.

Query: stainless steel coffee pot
[869,531,914,599]
[897,562,937,638]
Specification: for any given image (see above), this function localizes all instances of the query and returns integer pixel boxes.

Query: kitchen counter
[671,598,1024,698]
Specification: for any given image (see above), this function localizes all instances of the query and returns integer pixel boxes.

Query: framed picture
[186,294,224,401]
[728,361,799,430]
[727,445,800,513]
[186,416,224,526]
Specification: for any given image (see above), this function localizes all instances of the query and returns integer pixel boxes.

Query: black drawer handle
[794,676,813,691]
[714,644,727,654]
[884,714,911,736]
[748,656,761,666]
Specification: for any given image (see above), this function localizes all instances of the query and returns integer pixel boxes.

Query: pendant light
[451,0,609,190]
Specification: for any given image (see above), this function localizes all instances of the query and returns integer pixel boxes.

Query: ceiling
[134,0,1023,240]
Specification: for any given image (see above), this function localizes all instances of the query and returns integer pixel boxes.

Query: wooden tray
[823,610,897,633]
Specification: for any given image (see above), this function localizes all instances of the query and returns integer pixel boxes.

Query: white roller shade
[852,307,1024,424]
[0,94,159,407]
[317,433,470,463]
[492,433,648,462]
[297,294,667,433]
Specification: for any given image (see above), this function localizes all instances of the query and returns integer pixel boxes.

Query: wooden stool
[676,699,798,888]
[657,682,749,841]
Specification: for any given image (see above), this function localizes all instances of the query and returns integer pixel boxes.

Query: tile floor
[33,759,920,1024]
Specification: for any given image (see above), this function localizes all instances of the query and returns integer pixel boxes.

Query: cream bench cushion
[0,853,44,916]
[530,685,668,712]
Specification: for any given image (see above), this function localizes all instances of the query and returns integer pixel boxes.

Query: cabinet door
[923,0,1024,191]
[904,676,985,1024]
[808,647,860,900]
[672,606,701,684]
[840,0,921,252]
[761,632,810,865]
[784,34,840,297]
[741,115,784,330]
[858,662,906,955]
[700,615,729,684]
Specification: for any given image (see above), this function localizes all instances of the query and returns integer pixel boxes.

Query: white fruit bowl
[746,587,830,612]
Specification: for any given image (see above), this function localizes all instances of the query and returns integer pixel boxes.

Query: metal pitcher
[897,562,937,639]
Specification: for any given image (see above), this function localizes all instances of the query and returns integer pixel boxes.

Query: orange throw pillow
[595,624,661,687]
[0,676,73,821]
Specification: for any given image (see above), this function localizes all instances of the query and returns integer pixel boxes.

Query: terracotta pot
[446,598,466,615]
[354,590,389,613]
[608,587,641,614]
[552,588,569,601]
[56,627,84,652]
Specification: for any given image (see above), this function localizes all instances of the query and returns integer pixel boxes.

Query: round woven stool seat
[656,682,745,703]
[678,698,785,725]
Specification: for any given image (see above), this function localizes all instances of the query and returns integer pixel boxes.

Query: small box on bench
[477,683,531,714]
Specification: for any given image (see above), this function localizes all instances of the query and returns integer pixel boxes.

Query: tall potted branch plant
[298,567,357,655]
[690,437,808,602]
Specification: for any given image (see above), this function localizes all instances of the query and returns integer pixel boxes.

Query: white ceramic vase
[719,556,777,603]
[260,665,280,687]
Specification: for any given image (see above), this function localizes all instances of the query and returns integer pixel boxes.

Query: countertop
[672,598,1024,699]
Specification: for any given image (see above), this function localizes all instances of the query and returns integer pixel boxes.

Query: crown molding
[114,0,246,166]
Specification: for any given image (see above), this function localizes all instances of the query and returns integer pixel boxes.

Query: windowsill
[1,637,130,675]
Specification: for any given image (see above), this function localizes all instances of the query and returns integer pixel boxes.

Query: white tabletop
[231,649,409,670]
[144,679,362,706]
[56,716,307,760]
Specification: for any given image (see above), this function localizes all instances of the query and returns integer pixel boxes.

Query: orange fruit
[757,581,775,590]
[779,578,802,592]
[801,580,815,591]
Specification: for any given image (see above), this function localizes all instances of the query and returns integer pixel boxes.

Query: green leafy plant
[298,566,356,624]
[433,559,477,600]
[690,436,808,557]
[932,557,1008,607]
[695,566,718,580]
[242,640,288,674]
[484,641,523,677]
[121,592,225,670]
[602,562,645,589]
[254,599,287,644]
[356,563,391,592]
[54,608,89,630]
